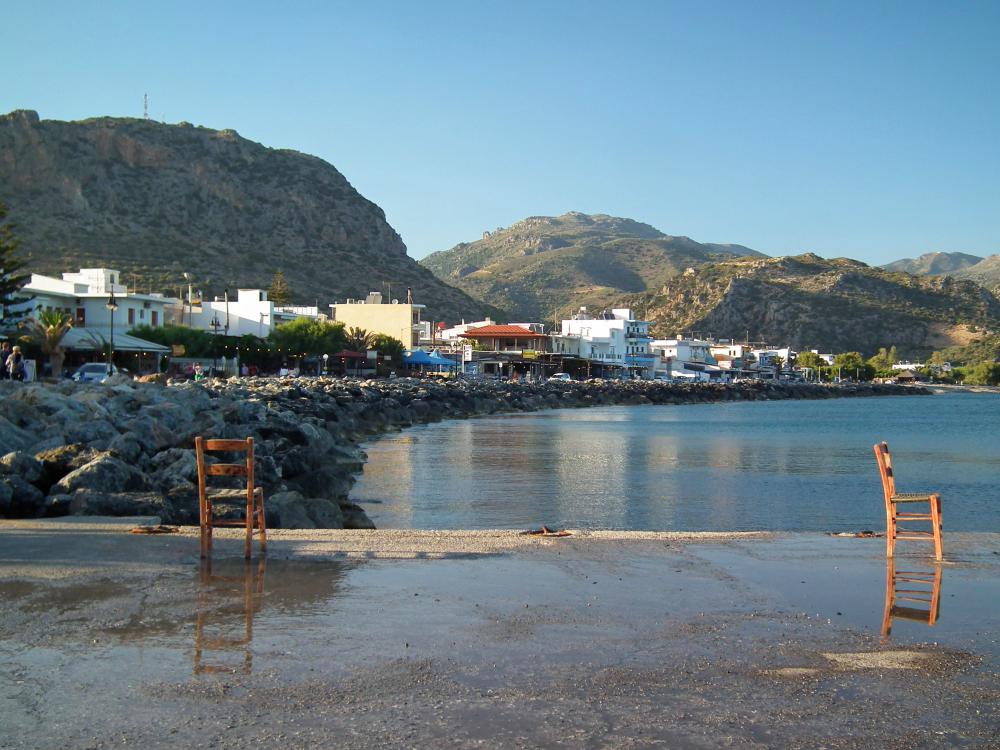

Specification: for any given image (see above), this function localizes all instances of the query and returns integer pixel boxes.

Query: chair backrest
[873,441,895,507]
[195,437,256,503]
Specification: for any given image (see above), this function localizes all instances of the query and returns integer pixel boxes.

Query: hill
[950,255,1000,294]
[0,110,495,323]
[881,251,983,275]
[621,254,1000,358]
[420,212,764,321]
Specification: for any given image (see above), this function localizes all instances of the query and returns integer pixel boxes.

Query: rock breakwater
[0,377,927,528]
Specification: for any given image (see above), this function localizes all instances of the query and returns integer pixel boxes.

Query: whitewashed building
[558,307,657,377]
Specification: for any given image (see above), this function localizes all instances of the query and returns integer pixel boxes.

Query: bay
[350,392,1000,532]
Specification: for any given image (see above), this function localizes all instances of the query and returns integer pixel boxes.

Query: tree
[796,351,824,370]
[833,351,875,381]
[129,324,218,358]
[344,326,375,352]
[371,333,404,375]
[268,317,346,359]
[0,203,31,330]
[24,309,73,379]
[770,355,785,371]
[867,346,898,372]
[268,271,292,306]
[963,361,1000,386]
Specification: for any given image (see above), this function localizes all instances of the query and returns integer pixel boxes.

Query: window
[151,311,159,327]
[76,308,86,326]
[128,308,135,325]
[139,308,145,320]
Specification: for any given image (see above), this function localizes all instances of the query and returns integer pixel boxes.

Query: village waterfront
[353,390,1000,533]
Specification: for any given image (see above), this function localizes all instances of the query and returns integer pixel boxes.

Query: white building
[559,307,657,377]
[649,336,721,381]
[13,268,171,373]
[20,268,170,330]
[180,289,325,338]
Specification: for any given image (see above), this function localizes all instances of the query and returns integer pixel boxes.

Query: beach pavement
[1,519,998,749]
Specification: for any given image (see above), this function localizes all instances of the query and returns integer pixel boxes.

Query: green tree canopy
[268,271,292,306]
[345,326,376,352]
[268,317,345,358]
[0,203,31,330]
[867,346,898,371]
[963,361,1000,386]
[24,308,73,378]
[129,324,219,358]
[833,351,875,380]
[796,351,824,370]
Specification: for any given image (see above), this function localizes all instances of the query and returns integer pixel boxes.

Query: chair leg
[244,496,253,560]
[257,494,267,554]
[930,494,943,561]
[886,504,896,558]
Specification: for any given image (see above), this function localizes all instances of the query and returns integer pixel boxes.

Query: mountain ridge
[0,110,497,322]
[420,211,765,320]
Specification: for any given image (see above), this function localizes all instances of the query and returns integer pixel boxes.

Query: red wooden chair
[873,442,943,560]
[195,437,267,559]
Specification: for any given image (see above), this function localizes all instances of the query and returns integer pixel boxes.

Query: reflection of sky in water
[351,394,1000,532]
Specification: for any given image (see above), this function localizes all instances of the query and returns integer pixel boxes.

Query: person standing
[0,341,10,380]
[6,345,25,382]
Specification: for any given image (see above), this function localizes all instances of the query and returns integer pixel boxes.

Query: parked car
[548,372,572,382]
[71,363,121,383]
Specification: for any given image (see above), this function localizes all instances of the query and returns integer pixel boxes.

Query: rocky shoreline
[0,377,928,529]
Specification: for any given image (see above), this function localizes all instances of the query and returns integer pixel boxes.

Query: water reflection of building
[194,558,266,675]
[881,558,942,639]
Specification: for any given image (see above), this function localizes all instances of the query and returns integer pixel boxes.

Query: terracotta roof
[459,325,548,339]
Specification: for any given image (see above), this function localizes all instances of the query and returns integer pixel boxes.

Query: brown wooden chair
[881,558,942,639]
[195,437,267,559]
[873,442,943,560]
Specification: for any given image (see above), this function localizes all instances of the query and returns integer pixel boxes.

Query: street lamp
[210,314,222,375]
[322,353,329,376]
[106,291,119,376]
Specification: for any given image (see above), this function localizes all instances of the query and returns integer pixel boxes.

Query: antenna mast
[143,93,149,120]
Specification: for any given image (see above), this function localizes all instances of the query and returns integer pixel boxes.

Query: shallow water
[351,392,1000,531]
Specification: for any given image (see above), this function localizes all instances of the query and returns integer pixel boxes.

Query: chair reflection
[881,558,942,639]
[193,557,267,675]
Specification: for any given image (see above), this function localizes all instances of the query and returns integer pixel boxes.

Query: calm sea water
[350,393,1000,532]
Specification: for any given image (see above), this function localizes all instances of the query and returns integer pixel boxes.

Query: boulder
[338,500,376,530]
[54,454,148,494]
[0,415,33,455]
[0,451,45,486]
[3,475,45,516]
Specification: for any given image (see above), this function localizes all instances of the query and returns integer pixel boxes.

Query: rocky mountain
[0,110,495,323]
[950,255,1000,294]
[881,251,983,276]
[621,254,1000,358]
[420,212,764,321]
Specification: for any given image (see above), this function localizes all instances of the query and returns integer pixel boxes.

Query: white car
[548,372,572,382]
[71,363,120,383]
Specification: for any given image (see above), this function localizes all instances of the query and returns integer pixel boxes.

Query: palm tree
[25,308,73,379]
[345,326,375,352]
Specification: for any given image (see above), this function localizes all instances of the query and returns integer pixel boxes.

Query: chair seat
[891,492,936,503]
[207,487,264,501]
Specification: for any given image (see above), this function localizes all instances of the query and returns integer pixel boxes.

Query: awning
[61,327,171,353]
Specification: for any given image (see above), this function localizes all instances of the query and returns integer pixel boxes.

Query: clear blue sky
[4,1,998,264]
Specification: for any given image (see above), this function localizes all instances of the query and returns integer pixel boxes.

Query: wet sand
[1,519,998,749]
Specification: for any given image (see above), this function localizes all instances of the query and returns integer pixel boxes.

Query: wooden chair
[873,442,943,560]
[881,558,942,638]
[195,437,267,559]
